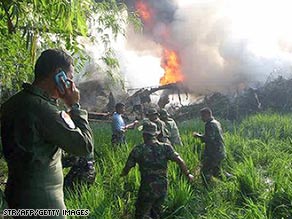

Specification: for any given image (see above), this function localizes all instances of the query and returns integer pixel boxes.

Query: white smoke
[118,0,292,93]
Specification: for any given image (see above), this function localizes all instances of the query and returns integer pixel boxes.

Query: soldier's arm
[173,156,190,176]
[166,144,194,181]
[39,102,93,156]
[120,148,137,177]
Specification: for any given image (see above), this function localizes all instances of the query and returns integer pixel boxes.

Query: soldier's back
[204,118,225,159]
[132,141,178,196]
[165,118,182,146]
[153,119,170,143]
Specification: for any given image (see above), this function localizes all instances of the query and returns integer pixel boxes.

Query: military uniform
[164,118,182,146]
[159,109,182,146]
[0,83,93,218]
[146,108,170,144]
[123,140,179,219]
[62,152,96,189]
[200,117,226,180]
[152,119,170,144]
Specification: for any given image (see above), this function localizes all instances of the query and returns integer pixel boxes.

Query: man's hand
[134,120,139,125]
[132,120,139,128]
[193,132,203,138]
[187,173,195,182]
[59,79,80,107]
[125,120,140,129]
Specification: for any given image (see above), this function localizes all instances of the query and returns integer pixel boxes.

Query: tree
[0,0,139,102]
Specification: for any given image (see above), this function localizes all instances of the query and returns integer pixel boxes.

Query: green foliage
[1,113,292,218]
[62,113,292,218]
[0,0,139,102]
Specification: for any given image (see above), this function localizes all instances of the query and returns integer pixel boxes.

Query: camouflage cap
[146,108,158,115]
[142,119,159,136]
[159,108,169,118]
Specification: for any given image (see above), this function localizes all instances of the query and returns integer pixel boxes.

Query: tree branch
[1,0,16,34]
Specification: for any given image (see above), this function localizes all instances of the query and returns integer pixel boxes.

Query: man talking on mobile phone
[0,49,94,218]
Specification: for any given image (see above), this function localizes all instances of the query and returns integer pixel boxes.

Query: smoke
[120,0,292,93]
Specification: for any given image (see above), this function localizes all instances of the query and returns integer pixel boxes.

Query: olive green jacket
[163,118,183,146]
[201,117,226,160]
[123,141,179,198]
[152,119,170,144]
[0,83,93,218]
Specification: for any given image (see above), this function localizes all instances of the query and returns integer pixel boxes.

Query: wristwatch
[71,102,81,110]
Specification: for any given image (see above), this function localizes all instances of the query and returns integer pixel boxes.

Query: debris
[174,76,292,121]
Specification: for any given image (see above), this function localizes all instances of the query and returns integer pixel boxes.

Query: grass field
[1,113,292,218]
[65,113,292,219]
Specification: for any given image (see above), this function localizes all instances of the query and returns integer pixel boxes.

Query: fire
[160,49,184,85]
[135,0,152,23]
[134,1,185,85]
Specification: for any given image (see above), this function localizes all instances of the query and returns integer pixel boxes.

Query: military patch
[61,111,76,129]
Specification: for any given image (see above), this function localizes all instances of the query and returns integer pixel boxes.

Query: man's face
[118,106,126,114]
[149,114,158,121]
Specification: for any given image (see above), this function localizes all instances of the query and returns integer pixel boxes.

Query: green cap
[146,108,158,115]
[142,119,159,136]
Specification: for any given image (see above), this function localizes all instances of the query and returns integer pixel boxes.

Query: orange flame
[135,0,152,23]
[160,49,184,85]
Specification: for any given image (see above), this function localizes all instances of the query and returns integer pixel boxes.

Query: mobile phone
[54,70,70,93]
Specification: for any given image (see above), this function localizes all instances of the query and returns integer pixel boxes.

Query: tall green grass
[64,114,292,218]
[2,113,292,218]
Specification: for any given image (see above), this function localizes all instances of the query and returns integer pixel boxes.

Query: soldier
[121,120,194,219]
[62,112,111,189]
[193,107,226,183]
[146,108,170,144]
[62,152,96,189]
[0,49,93,218]
[112,103,138,146]
[159,108,183,146]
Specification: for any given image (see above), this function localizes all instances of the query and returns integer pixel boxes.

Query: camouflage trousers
[135,181,167,219]
[201,155,224,182]
[64,158,96,189]
[135,193,166,219]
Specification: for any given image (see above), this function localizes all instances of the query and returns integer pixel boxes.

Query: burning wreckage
[84,82,188,121]
[81,0,292,120]
[83,76,292,122]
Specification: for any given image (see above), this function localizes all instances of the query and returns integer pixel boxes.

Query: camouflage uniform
[200,117,226,180]
[153,119,170,144]
[146,108,170,144]
[160,109,182,146]
[62,152,96,189]
[123,136,179,218]
[1,83,93,218]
